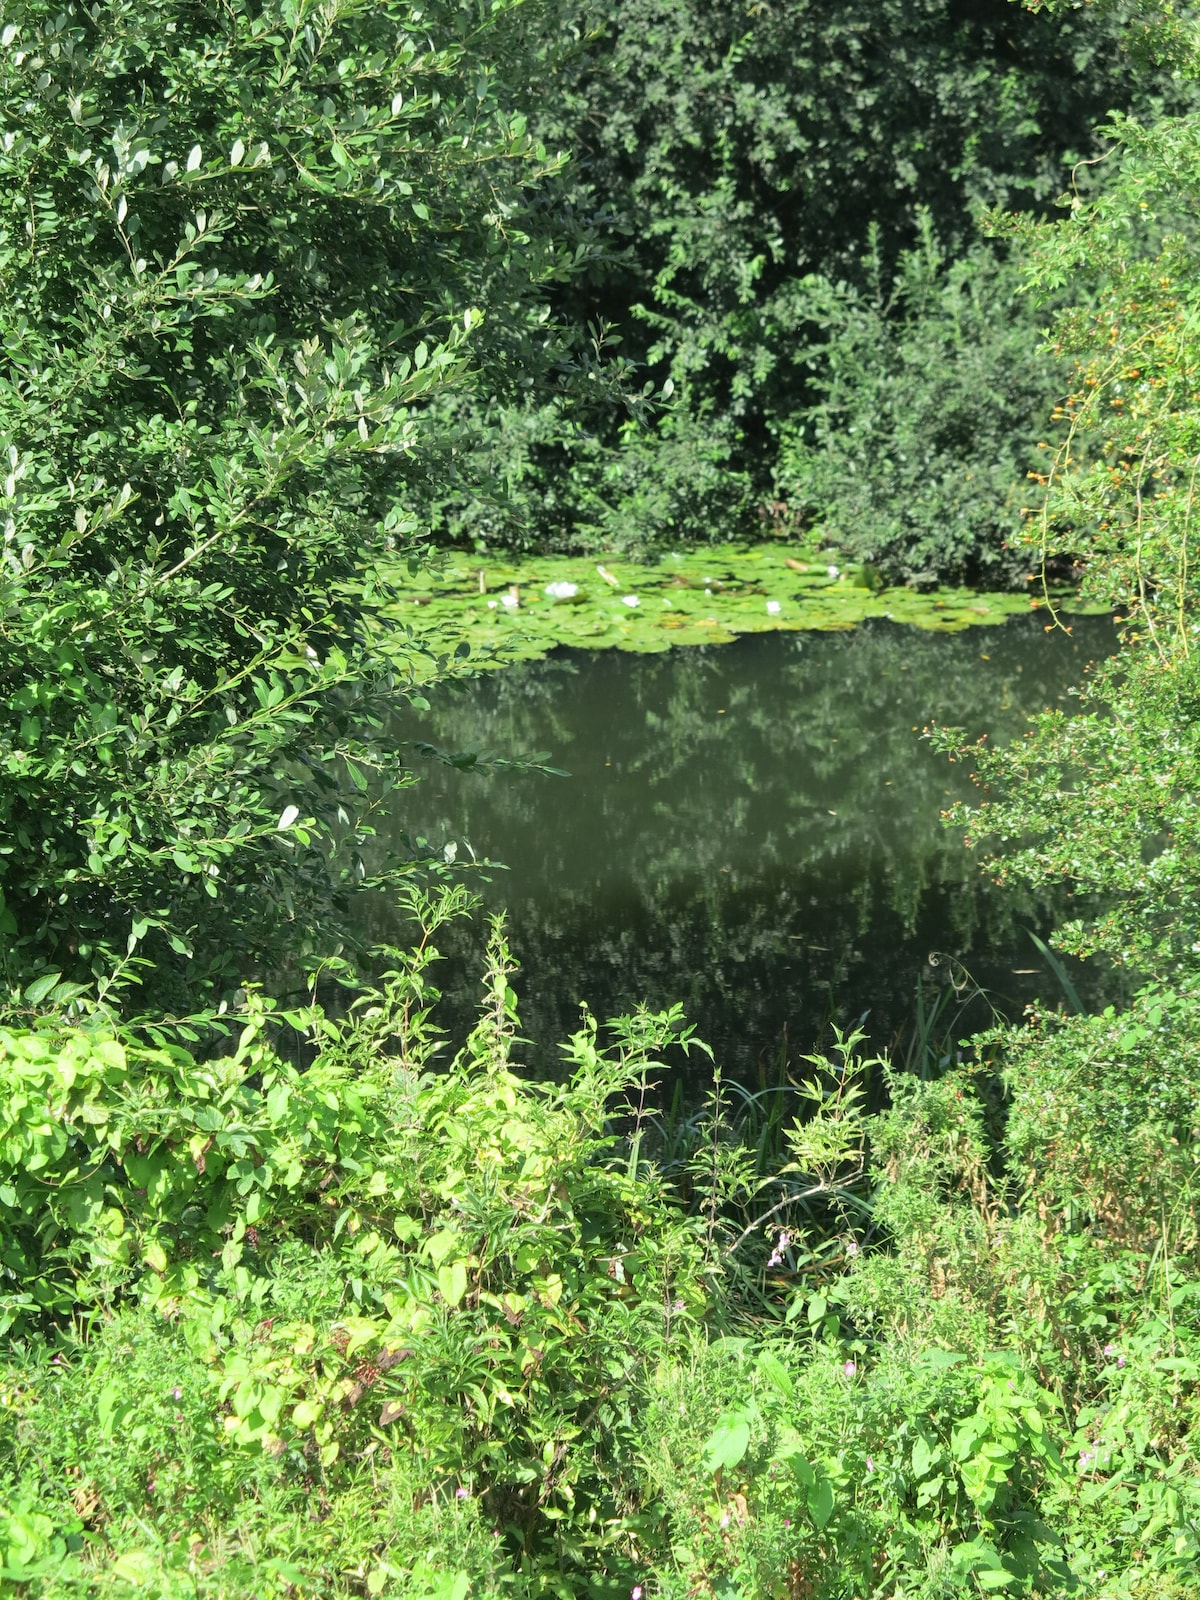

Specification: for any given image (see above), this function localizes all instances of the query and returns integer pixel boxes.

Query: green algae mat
[380,543,1108,668]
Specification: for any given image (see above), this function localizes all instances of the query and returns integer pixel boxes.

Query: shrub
[777,228,1069,588]
[0,0,595,1011]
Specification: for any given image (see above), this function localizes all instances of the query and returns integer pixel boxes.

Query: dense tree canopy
[434,0,1193,576]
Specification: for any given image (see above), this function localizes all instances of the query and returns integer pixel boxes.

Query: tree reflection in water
[371,613,1118,1086]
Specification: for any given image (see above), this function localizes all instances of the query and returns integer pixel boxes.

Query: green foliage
[0,0,599,1009]
[940,24,1200,977]
[0,998,375,1333]
[777,227,1070,588]
[1,906,1198,1594]
[4,4,1200,1597]
[0,905,718,1592]
[441,0,1190,568]
[640,1341,1076,1598]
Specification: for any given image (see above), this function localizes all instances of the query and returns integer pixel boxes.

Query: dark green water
[385,613,1117,1078]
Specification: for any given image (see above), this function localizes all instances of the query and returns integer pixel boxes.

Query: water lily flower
[500,588,519,610]
[486,599,498,609]
[621,594,640,608]
[544,580,578,599]
[827,564,840,578]
[766,599,782,615]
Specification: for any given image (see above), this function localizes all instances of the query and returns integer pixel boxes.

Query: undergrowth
[0,899,1195,1597]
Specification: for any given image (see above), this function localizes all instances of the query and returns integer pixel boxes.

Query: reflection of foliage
[389,618,1116,1071]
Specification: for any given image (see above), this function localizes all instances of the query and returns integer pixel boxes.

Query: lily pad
[378,543,1108,673]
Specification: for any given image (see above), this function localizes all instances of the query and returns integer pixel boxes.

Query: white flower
[500,589,519,610]
[766,600,782,615]
[486,599,498,609]
[543,580,578,599]
[827,564,840,578]
[621,594,640,608]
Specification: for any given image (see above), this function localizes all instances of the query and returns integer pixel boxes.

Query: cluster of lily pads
[382,542,1107,669]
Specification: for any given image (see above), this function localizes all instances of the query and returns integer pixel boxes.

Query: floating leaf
[377,543,1100,674]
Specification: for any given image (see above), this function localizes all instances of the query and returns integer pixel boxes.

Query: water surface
[386,614,1116,1078]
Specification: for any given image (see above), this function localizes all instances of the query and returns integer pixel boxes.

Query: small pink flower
[866,1456,874,1472]
[170,1387,182,1400]
[631,1588,643,1600]
[843,1361,856,1377]
[455,1486,470,1499]
[767,1229,792,1268]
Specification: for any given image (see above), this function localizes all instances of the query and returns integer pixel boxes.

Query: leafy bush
[0,0,600,1010]
[440,0,1192,567]
[0,906,718,1592]
[777,228,1069,588]
[2,900,1198,1593]
[639,1339,1077,1598]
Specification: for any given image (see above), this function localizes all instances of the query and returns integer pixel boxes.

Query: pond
[380,612,1118,1082]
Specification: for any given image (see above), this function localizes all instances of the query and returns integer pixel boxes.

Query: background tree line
[428,0,1195,585]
